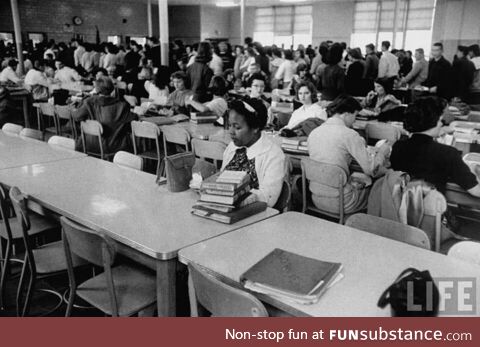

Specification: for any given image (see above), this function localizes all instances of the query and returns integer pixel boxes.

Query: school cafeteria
[0,0,480,318]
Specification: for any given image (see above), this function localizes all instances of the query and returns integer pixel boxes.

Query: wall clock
[72,16,83,26]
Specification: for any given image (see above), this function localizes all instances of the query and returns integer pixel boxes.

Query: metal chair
[0,185,59,311]
[301,157,354,224]
[47,136,76,151]
[55,105,77,139]
[191,138,226,169]
[37,103,59,136]
[61,217,156,317]
[447,241,480,265]
[8,186,84,316]
[160,125,191,177]
[365,122,402,146]
[113,151,143,171]
[188,263,268,317]
[80,120,115,160]
[345,213,431,250]
[131,120,162,174]
[19,128,43,141]
[2,123,23,135]
[273,180,291,214]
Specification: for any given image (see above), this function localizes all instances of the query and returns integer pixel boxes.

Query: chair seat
[33,241,86,274]
[77,264,156,316]
[306,204,366,221]
[1,213,58,240]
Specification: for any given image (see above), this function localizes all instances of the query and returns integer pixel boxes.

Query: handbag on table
[162,152,196,192]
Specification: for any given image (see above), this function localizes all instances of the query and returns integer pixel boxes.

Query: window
[130,37,146,46]
[253,5,312,48]
[0,33,14,45]
[107,35,121,45]
[351,0,436,55]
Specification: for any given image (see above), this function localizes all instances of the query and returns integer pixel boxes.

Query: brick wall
[0,0,201,45]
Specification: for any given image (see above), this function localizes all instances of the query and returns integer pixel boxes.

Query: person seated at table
[73,76,136,153]
[223,68,235,91]
[243,73,270,111]
[54,59,82,85]
[241,63,268,89]
[166,71,192,114]
[282,81,327,131]
[391,96,480,197]
[130,65,152,104]
[290,63,314,94]
[362,78,402,114]
[185,75,228,119]
[144,65,170,105]
[0,86,15,126]
[24,60,52,101]
[222,99,285,207]
[307,94,391,214]
[0,59,22,84]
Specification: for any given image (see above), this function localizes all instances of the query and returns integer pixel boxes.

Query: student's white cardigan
[221,132,286,207]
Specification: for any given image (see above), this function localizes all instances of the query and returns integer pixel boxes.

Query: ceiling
[124,0,355,6]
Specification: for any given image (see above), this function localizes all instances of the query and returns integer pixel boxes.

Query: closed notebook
[240,248,342,298]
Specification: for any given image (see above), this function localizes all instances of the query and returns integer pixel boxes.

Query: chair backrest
[2,123,24,135]
[161,125,191,147]
[131,120,160,140]
[192,138,226,167]
[0,185,13,241]
[81,120,103,136]
[19,128,44,141]
[345,213,431,250]
[417,185,447,252]
[188,263,268,317]
[273,180,291,213]
[124,95,138,107]
[447,241,480,265]
[113,151,143,171]
[39,102,56,117]
[365,123,402,145]
[80,120,105,158]
[48,135,76,151]
[60,217,120,316]
[301,157,347,189]
[55,105,72,120]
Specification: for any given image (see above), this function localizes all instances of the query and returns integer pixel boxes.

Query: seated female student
[362,78,401,115]
[243,73,270,111]
[166,71,193,114]
[185,75,228,119]
[222,100,286,207]
[73,76,136,153]
[144,66,170,105]
[282,81,327,130]
[307,94,391,214]
[391,96,480,197]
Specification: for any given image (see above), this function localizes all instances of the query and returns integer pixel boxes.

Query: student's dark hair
[244,37,253,45]
[95,67,108,76]
[272,47,282,58]
[295,49,305,59]
[296,80,318,103]
[366,43,375,51]
[94,76,115,96]
[246,47,256,57]
[296,63,308,74]
[404,96,447,133]
[171,70,188,83]
[326,94,362,117]
[209,75,227,96]
[253,42,265,56]
[326,43,343,65]
[247,73,265,87]
[153,66,171,89]
[148,36,159,44]
[283,49,293,60]
[457,45,469,56]
[433,42,443,50]
[195,41,212,63]
[235,45,244,54]
[319,45,329,64]
[468,44,480,57]
[374,77,394,94]
[228,99,267,130]
[381,41,391,50]
[348,48,363,60]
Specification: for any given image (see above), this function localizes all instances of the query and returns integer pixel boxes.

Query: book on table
[240,248,343,305]
[191,200,267,224]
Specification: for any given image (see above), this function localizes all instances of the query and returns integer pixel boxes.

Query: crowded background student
[400,48,429,88]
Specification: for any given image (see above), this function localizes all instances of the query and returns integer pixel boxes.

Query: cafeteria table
[179,212,480,317]
[0,130,86,170]
[0,156,278,316]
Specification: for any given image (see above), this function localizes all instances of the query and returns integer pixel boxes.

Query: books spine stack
[190,111,218,124]
[281,139,308,154]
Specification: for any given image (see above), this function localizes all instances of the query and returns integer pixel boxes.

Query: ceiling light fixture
[216,1,239,7]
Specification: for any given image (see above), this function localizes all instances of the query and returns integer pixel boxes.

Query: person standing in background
[401,48,428,88]
[423,42,452,100]
[364,43,379,82]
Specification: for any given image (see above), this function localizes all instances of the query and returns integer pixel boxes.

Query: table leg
[156,258,177,316]
[22,96,30,128]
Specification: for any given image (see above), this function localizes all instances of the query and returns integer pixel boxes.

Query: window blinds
[254,5,312,36]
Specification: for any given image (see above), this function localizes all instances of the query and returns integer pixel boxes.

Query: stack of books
[191,171,267,224]
[190,111,218,124]
[281,138,308,154]
[241,248,343,305]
